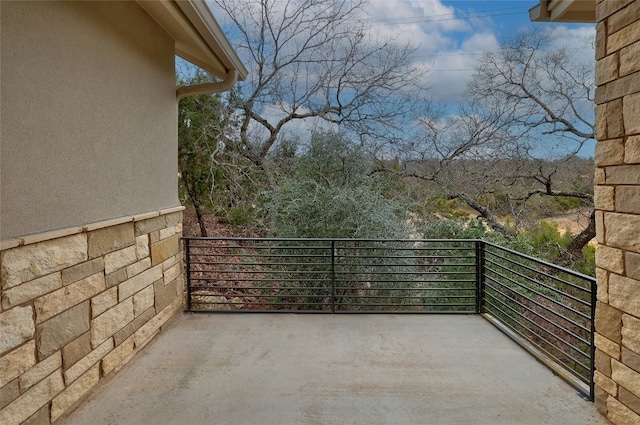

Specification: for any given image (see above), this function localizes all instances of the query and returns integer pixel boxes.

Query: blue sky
[363,0,595,105]
[356,0,597,156]
[199,0,596,157]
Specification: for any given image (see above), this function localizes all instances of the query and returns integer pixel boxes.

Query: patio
[62,313,608,425]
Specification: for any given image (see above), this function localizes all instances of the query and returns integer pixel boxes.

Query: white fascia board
[529,1,551,22]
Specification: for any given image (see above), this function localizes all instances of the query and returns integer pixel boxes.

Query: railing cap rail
[183,237,479,243]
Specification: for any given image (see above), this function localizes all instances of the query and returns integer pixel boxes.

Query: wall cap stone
[0,207,185,249]
[158,206,185,215]
[21,227,84,246]
[0,239,22,251]
[83,217,133,232]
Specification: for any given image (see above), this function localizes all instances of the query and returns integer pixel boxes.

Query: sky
[362,0,595,106]
[195,0,597,157]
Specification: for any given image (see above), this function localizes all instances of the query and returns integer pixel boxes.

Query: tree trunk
[181,171,208,237]
[451,194,517,239]
[558,210,596,267]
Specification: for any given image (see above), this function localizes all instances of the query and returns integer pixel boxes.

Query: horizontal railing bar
[193,291,475,305]
[193,288,331,298]
[333,310,476,313]
[192,297,328,302]
[336,250,475,255]
[334,261,475,266]
[483,302,591,376]
[484,275,591,334]
[187,308,332,313]
[189,274,475,282]
[334,272,475,278]
[190,284,476,291]
[483,302,591,368]
[188,276,477,283]
[335,288,476,292]
[483,292,591,361]
[188,248,475,254]
[484,263,591,320]
[334,280,476,285]
[189,277,332,283]
[333,271,475,276]
[484,284,591,342]
[189,258,473,265]
[191,257,331,267]
[484,248,593,293]
[188,253,330,259]
[187,308,477,314]
[188,244,475,251]
[336,254,474,260]
[485,257,591,307]
[191,256,475,267]
[194,297,330,306]
[190,285,329,291]
[189,244,331,249]
[190,269,332,275]
[332,294,476,300]
[483,241,596,282]
[335,303,475,307]
[483,299,590,379]
[484,279,591,345]
[184,237,479,243]
[484,261,591,314]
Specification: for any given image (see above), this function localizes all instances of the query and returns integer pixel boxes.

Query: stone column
[593,1,640,424]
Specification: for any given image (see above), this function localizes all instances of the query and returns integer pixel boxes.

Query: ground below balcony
[63,314,608,425]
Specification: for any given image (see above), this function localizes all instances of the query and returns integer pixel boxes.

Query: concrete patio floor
[63,314,609,425]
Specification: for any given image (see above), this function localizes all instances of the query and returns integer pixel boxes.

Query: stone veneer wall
[592,1,640,424]
[0,209,184,425]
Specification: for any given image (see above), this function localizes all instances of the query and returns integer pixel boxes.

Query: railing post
[589,279,597,401]
[475,240,485,314]
[330,240,336,313]
[184,238,192,312]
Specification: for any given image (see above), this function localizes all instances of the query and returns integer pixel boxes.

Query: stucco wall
[0,1,179,240]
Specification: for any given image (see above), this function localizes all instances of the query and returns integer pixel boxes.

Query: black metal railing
[183,237,596,399]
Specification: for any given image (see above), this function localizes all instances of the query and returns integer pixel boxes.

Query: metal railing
[183,237,596,399]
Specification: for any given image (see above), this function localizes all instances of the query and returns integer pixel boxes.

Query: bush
[264,180,410,239]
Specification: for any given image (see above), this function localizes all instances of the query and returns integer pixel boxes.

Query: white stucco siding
[1,1,179,239]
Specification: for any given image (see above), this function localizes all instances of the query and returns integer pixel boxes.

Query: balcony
[62,238,607,424]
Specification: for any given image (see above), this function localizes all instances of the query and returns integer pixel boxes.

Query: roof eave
[529,0,595,23]
[137,0,247,81]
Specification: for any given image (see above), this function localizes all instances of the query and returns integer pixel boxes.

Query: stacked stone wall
[594,1,640,424]
[0,209,184,425]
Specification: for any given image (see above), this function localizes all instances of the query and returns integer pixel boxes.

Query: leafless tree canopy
[214,0,430,166]
[468,28,594,149]
[378,28,595,262]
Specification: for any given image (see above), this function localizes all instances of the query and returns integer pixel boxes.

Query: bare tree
[213,0,430,172]
[381,28,595,265]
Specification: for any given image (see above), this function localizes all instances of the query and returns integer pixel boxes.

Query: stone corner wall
[0,210,185,425]
[593,1,640,424]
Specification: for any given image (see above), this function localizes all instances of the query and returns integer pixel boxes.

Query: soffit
[529,0,596,23]
[137,0,247,80]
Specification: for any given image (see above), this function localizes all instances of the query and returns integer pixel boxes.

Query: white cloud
[360,1,595,107]
[546,24,596,65]
[208,0,595,120]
